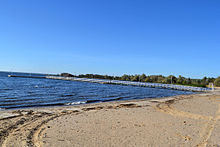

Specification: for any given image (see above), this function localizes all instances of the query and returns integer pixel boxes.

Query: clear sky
[0,0,219,78]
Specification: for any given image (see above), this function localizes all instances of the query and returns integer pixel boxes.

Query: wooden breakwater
[46,76,212,92]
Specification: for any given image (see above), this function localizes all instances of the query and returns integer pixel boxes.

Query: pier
[8,75,46,79]
[46,76,212,92]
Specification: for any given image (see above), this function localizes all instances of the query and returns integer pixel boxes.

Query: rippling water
[0,71,194,110]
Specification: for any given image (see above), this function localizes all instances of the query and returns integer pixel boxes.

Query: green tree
[165,75,177,84]
[121,74,130,81]
[186,78,192,85]
[144,77,152,82]
[177,75,184,84]
[201,77,208,85]
[131,75,139,81]
[214,77,220,87]
[140,74,147,82]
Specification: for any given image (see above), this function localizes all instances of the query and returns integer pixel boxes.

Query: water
[0,71,194,110]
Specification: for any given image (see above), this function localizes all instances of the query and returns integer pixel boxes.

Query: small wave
[86,99,102,103]
[102,97,123,102]
[3,103,65,109]
[60,94,74,97]
[0,88,13,91]
[40,86,54,88]
[65,101,87,105]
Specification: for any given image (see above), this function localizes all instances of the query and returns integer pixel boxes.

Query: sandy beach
[0,90,220,147]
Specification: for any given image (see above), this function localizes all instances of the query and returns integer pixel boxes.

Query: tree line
[60,73,220,87]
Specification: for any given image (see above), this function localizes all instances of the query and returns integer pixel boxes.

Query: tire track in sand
[155,100,212,121]
[0,110,78,147]
[0,103,142,147]
[0,111,55,147]
[155,97,220,147]
[196,103,220,147]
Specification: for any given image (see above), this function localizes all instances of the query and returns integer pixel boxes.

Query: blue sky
[0,0,219,78]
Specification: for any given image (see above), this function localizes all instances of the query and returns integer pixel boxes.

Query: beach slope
[0,91,220,147]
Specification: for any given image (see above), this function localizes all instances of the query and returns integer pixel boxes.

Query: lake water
[0,71,194,110]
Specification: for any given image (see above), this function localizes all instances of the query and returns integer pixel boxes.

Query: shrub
[214,77,220,87]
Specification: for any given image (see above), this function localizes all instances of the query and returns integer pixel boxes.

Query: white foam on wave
[65,101,87,105]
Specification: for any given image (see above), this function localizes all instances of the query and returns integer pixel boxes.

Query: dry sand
[0,90,220,147]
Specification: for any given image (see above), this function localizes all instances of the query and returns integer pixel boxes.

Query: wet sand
[0,90,220,147]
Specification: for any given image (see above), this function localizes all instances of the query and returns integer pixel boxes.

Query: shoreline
[1,90,220,146]
[0,93,196,112]
[0,90,196,111]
